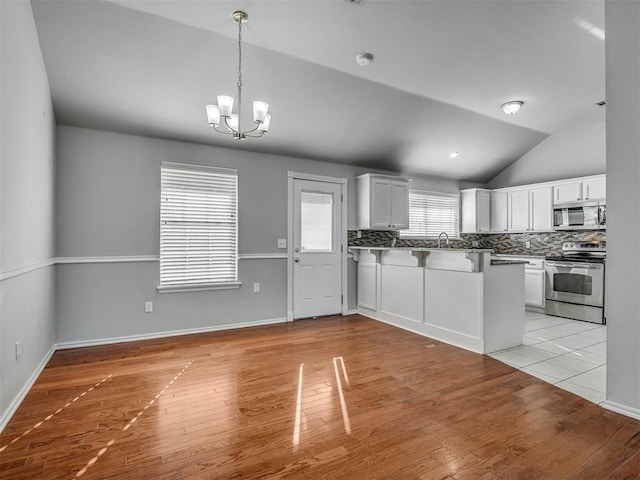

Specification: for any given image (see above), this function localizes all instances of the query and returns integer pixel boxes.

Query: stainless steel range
[544,241,606,324]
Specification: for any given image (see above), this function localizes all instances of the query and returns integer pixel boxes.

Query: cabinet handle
[585,184,590,200]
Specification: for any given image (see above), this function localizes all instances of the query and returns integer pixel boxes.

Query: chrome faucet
[437,232,450,248]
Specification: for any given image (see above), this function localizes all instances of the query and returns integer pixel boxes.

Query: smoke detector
[356,53,374,66]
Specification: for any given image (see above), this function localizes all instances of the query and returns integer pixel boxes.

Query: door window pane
[301,191,333,251]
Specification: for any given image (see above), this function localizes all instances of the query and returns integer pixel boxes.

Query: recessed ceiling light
[356,53,374,66]
[449,151,460,159]
[501,100,524,115]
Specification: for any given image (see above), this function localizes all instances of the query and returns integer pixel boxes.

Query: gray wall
[55,126,463,344]
[0,0,57,427]
[486,122,605,188]
[604,1,640,417]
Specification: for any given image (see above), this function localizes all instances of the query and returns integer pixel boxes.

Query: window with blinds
[400,190,460,238]
[159,162,239,290]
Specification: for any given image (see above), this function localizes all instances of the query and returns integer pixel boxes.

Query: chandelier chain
[237,18,243,89]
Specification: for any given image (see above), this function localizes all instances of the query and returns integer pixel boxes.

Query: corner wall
[0,0,57,429]
[602,0,640,419]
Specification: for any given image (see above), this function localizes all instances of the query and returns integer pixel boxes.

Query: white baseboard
[601,399,640,421]
[0,344,56,432]
[56,317,288,350]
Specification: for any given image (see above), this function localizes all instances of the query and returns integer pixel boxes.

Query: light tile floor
[490,311,606,404]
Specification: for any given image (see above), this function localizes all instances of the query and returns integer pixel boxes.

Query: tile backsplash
[348,230,606,256]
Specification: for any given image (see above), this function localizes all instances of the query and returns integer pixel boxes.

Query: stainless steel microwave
[553,202,606,230]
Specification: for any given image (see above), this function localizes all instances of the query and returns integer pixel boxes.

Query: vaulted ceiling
[30,0,605,183]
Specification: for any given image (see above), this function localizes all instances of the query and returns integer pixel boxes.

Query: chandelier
[205,10,271,140]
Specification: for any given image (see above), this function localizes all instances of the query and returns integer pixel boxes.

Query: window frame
[399,189,461,239]
[157,162,241,293]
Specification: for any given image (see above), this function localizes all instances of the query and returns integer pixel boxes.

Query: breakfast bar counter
[350,247,525,354]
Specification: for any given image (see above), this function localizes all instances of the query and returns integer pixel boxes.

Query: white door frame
[287,171,348,321]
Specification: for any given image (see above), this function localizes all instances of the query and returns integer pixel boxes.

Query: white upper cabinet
[357,174,410,230]
[553,174,606,205]
[461,188,491,233]
[490,190,508,233]
[389,180,410,229]
[530,186,553,231]
[583,177,606,201]
[508,189,530,231]
[506,186,553,233]
[554,181,583,204]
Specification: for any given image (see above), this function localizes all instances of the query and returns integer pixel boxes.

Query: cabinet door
[389,180,409,229]
[477,190,491,232]
[508,190,530,231]
[370,178,391,228]
[554,181,583,204]
[490,191,508,232]
[524,269,545,307]
[357,263,378,311]
[583,177,606,201]
[530,186,552,231]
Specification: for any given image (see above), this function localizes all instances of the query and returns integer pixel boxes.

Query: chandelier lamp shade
[205,10,271,140]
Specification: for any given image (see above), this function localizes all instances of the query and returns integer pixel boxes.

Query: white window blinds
[400,190,460,238]
[160,162,238,288]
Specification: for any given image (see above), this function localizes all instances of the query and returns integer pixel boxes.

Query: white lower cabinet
[524,269,545,307]
[357,257,378,311]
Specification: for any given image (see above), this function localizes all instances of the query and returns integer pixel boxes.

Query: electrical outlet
[525,241,531,249]
[15,341,22,361]
[145,301,153,313]
[253,282,260,293]
[356,230,362,239]
[472,241,479,248]
[277,238,286,249]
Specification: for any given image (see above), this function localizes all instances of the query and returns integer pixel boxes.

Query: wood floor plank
[1,315,639,479]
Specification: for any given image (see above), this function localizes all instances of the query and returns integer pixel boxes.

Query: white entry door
[292,179,343,319]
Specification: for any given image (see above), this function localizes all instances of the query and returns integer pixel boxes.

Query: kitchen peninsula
[351,247,525,354]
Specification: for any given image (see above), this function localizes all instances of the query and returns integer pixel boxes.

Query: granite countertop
[492,253,546,259]
[490,259,530,266]
[348,246,494,253]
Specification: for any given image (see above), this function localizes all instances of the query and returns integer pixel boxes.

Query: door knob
[294,257,300,263]
[295,247,300,253]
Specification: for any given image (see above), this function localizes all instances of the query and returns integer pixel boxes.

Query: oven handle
[545,261,603,269]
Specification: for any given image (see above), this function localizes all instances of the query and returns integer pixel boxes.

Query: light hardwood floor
[1,315,639,479]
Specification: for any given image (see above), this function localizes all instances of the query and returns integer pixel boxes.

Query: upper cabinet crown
[357,174,410,230]
[553,175,606,205]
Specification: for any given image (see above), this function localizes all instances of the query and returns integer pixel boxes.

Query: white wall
[0,0,57,428]
[602,0,640,419]
[486,122,605,188]
[55,126,463,345]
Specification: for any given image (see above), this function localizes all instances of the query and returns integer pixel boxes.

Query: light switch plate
[525,241,531,249]
[253,282,260,293]
[277,239,286,249]
[145,301,153,313]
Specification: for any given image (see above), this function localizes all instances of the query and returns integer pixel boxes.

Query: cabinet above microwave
[553,176,606,205]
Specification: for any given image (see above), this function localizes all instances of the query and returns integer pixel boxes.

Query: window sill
[157,282,242,293]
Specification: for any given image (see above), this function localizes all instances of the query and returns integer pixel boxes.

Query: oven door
[545,261,604,307]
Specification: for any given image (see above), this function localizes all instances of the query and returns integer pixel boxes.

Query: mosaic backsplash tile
[348,230,606,256]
